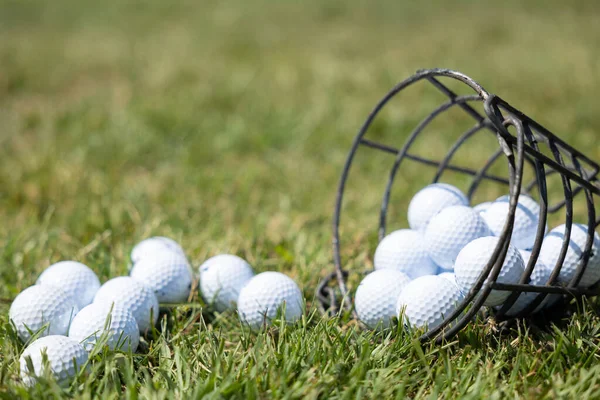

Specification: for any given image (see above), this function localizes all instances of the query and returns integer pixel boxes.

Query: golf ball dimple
[438,271,459,287]
[500,250,554,316]
[424,206,491,270]
[20,335,88,386]
[482,195,541,250]
[237,272,303,330]
[130,253,193,303]
[454,236,525,306]
[199,254,255,312]
[354,269,411,330]
[130,236,186,265]
[396,275,464,331]
[374,229,438,279]
[36,261,100,309]
[407,183,469,232]
[69,302,140,352]
[473,201,493,214]
[10,285,79,343]
[93,277,159,334]
[539,223,600,287]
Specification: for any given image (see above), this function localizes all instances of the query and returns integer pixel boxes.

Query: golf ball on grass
[354,269,411,330]
[20,335,88,386]
[396,275,464,331]
[199,254,255,312]
[374,229,438,279]
[93,277,159,334]
[10,285,79,343]
[424,205,491,270]
[454,236,525,306]
[130,253,193,303]
[130,236,186,265]
[482,195,542,250]
[539,223,600,287]
[407,183,469,232]
[69,302,140,352]
[36,261,100,309]
[237,272,303,330]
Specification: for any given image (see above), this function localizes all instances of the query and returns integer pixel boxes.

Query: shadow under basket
[316,68,600,343]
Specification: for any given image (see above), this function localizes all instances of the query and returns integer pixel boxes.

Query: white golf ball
[237,272,303,330]
[36,261,100,309]
[473,201,493,214]
[374,229,438,279]
[539,223,600,287]
[69,302,140,352]
[424,206,491,270]
[20,335,88,386]
[407,183,469,232]
[354,269,411,330]
[10,285,79,343]
[396,275,464,331]
[93,277,159,334]
[454,236,525,306]
[482,195,541,250]
[130,236,186,264]
[199,254,255,312]
[499,250,553,316]
[130,253,193,303]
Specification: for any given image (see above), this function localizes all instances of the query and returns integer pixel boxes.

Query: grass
[2,0,600,397]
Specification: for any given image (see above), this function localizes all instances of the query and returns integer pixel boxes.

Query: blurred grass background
[2,0,600,397]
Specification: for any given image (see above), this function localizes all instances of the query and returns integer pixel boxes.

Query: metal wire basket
[316,68,600,343]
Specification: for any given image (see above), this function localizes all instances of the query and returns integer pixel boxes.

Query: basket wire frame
[318,68,600,343]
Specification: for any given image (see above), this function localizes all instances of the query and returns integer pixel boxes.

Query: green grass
[2,0,600,397]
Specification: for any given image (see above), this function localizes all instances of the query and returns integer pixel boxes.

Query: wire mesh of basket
[316,68,600,343]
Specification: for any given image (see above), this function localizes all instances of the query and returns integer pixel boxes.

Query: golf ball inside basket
[500,250,553,316]
[199,254,255,312]
[425,205,491,270]
[69,302,140,352]
[237,272,303,330]
[93,277,159,334]
[20,335,88,386]
[454,236,525,306]
[354,269,411,330]
[130,253,193,303]
[374,229,438,279]
[10,285,79,343]
[407,183,469,232]
[37,261,100,309]
[482,195,541,250]
[130,236,186,264]
[539,223,600,287]
[396,275,464,331]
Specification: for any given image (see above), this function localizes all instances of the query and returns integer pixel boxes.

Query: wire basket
[316,68,600,343]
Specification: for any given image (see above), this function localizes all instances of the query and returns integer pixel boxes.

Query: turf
[2,0,600,398]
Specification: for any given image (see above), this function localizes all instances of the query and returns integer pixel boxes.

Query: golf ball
[499,250,553,316]
[130,236,186,264]
[10,285,79,343]
[396,275,464,331]
[407,183,469,232]
[354,269,411,330]
[199,254,255,312]
[374,229,438,279]
[539,223,600,287]
[424,205,491,270]
[93,277,159,334]
[69,302,140,352]
[36,261,100,309]
[482,195,541,250]
[20,335,88,386]
[130,252,193,303]
[237,272,303,330]
[454,236,525,306]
